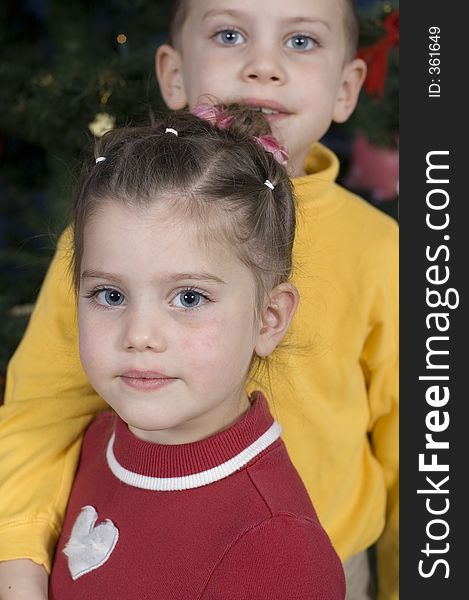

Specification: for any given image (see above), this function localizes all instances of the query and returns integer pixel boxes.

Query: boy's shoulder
[335,182,398,240]
[295,142,398,241]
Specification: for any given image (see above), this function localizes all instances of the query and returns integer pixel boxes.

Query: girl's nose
[122,307,167,352]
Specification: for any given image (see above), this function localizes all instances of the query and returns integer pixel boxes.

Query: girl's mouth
[120,371,177,392]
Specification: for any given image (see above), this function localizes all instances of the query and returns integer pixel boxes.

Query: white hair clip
[264,179,275,190]
[95,156,106,164]
[165,127,178,136]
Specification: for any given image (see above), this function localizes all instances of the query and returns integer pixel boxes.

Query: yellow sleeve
[0,227,106,572]
[361,226,399,600]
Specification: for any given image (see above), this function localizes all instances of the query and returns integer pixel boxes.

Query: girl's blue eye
[96,289,126,307]
[215,29,245,45]
[173,290,207,309]
[286,35,316,51]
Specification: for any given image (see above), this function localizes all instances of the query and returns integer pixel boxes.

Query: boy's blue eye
[96,289,126,307]
[172,290,207,309]
[286,35,316,51]
[215,29,245,45]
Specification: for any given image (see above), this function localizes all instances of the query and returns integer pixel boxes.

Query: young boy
[0,1,398,599]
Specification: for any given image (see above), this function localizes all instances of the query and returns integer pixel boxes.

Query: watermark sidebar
[401,2,466,598]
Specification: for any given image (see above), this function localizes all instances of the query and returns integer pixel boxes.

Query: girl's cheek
[178,318,227,358]
[79,333,100,369]
[179,319,251,372]
[180,327,222,355]
[79,318,110,364]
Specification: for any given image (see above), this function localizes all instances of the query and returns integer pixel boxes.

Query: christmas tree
[347,1,399,148]
[326,1,399,209]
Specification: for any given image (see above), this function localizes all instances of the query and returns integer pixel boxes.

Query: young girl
[48,105,345,599]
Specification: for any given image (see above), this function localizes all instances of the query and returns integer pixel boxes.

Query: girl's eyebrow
[81,270,123,283]
[163,273,227,285]
[81,270,226,285]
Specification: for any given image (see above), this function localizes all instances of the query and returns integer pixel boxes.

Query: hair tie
[264,180,275,190]
[254,135,289,166]
[192,104,234,130]
[95,156,106,164]
[165,127,178,136]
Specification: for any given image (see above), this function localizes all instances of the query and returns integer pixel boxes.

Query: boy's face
[157,0,365,175]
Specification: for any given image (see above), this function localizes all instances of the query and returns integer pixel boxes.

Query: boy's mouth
[237,98,291,122]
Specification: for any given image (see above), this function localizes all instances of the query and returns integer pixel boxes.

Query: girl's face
[78,200,260,445]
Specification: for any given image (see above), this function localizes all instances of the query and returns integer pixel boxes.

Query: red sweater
[50,394,345,599]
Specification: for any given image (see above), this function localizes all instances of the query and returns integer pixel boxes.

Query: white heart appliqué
[63,505,119,580]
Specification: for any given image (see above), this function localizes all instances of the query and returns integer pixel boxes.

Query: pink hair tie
[192,104,289,165]
[192,103,234,130]
[254,135,289,166]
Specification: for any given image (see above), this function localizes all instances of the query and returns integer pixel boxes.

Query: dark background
[0,0,399,386]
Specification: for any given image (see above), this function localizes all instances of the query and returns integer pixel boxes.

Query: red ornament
[345,135,399,202]
[357,10,399,99]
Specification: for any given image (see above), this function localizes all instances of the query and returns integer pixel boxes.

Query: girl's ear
[155,44,188,110]
[332,57,367,123]
[254,283,299,358]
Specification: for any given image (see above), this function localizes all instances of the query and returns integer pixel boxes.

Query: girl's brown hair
[72,105,296,312]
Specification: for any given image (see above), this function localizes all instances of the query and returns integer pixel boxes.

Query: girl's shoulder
[245,438,319,524]
[202,510,345,599]
[81,410,115,459]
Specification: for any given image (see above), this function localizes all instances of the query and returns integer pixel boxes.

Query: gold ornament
[11,304,35,317]
[88,112,116,137]
[38,73,54,87]
[100,89,113,105]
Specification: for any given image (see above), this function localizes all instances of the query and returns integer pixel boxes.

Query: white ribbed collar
[106,420,281,491]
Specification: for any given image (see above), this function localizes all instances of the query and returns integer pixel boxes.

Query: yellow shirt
[0,143,398,599]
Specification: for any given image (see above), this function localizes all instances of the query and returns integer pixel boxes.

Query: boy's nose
[241,50,286,85]
[122,308,167,353]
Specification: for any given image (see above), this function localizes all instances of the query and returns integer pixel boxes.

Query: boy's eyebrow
[81,270,226,285]
[201,9,244,21]
[282,17,331,31]
[202,9,330,31]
